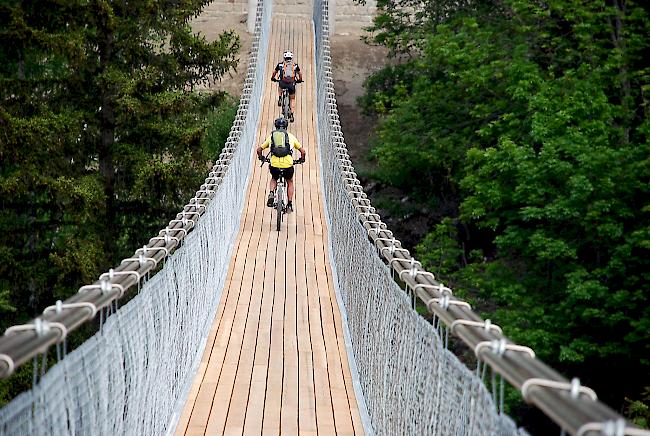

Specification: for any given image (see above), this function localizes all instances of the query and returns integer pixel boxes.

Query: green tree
[75,0,239,255]
[0,0,240,389]
[1,0,104,325]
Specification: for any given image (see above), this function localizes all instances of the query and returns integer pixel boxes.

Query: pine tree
[0,0,239,325]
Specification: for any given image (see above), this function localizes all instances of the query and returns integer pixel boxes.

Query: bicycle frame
[275,80,300,123]
[280,88,291,121]
[274,174,287,231]
[261,156,303,231]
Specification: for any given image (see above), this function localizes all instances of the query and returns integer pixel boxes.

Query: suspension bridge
[174,16,365,435]
[0,1,647,435]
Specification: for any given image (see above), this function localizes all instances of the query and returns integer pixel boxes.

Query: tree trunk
[609,0,631,144]
[98,29,117,262]
[17,49,25,81]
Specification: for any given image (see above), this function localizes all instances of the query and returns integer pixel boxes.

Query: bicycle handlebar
[271,78,303,83]
[259,155,305,167]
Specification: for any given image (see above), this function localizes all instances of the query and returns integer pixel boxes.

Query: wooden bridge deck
[174,16,364,435]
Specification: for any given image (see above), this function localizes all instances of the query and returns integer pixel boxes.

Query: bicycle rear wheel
[282,91,291,120]
[276,183,284,231]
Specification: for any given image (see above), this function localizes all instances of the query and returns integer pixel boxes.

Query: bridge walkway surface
[174,16,365,435]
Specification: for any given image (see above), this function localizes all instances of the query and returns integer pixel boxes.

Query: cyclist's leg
[285,167,295,202]
[289,83,296,113]
[287,178,294,202]
[277,84,283,106]
[268,167,280,206]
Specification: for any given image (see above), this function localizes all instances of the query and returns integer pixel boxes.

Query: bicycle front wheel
[276,184,284,231]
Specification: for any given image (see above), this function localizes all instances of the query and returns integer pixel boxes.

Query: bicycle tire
[276,182,284,231]
[282,91,291,120]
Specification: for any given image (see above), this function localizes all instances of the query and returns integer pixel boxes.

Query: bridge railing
[312,0,647,435]
[0,0,272,433]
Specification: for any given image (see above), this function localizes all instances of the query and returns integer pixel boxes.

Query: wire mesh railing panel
[312,1,518,434]
[0,0,271,434]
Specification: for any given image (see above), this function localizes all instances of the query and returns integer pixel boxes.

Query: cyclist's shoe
[289,112,295,123]
[286,202,294,213]
[267,192,275,207]
[277,96,282,107]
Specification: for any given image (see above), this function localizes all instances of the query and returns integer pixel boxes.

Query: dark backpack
[270,130,291,157]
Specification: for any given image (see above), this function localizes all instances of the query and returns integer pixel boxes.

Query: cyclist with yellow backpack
[257,117,306,213]
[271,50,303,122]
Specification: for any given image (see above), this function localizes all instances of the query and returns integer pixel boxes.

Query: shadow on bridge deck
[174,16,364,436]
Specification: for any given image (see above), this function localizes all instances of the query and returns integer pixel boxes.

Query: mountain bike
[261,157,303,231]
[273,79,302,123]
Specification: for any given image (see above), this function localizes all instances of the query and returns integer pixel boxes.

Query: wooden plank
[291,18,320,435]
[326,259,365,435]
[298,20,338,435]
[279,17,303,435]
[241,15,283,435]
[223,13,284,434]
[260,16,288,435]
[316,215,355,435]
[223,219,270,433]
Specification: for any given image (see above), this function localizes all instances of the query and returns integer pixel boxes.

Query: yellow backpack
[271,130,291,157]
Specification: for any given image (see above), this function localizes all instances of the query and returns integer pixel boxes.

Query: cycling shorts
[270,166,294,181]
[278,81,296,95]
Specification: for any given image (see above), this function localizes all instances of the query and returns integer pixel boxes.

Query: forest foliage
[0,0,239,403]
[359,0,650,426]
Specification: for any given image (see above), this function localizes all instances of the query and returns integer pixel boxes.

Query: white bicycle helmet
[283,50,293,60]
